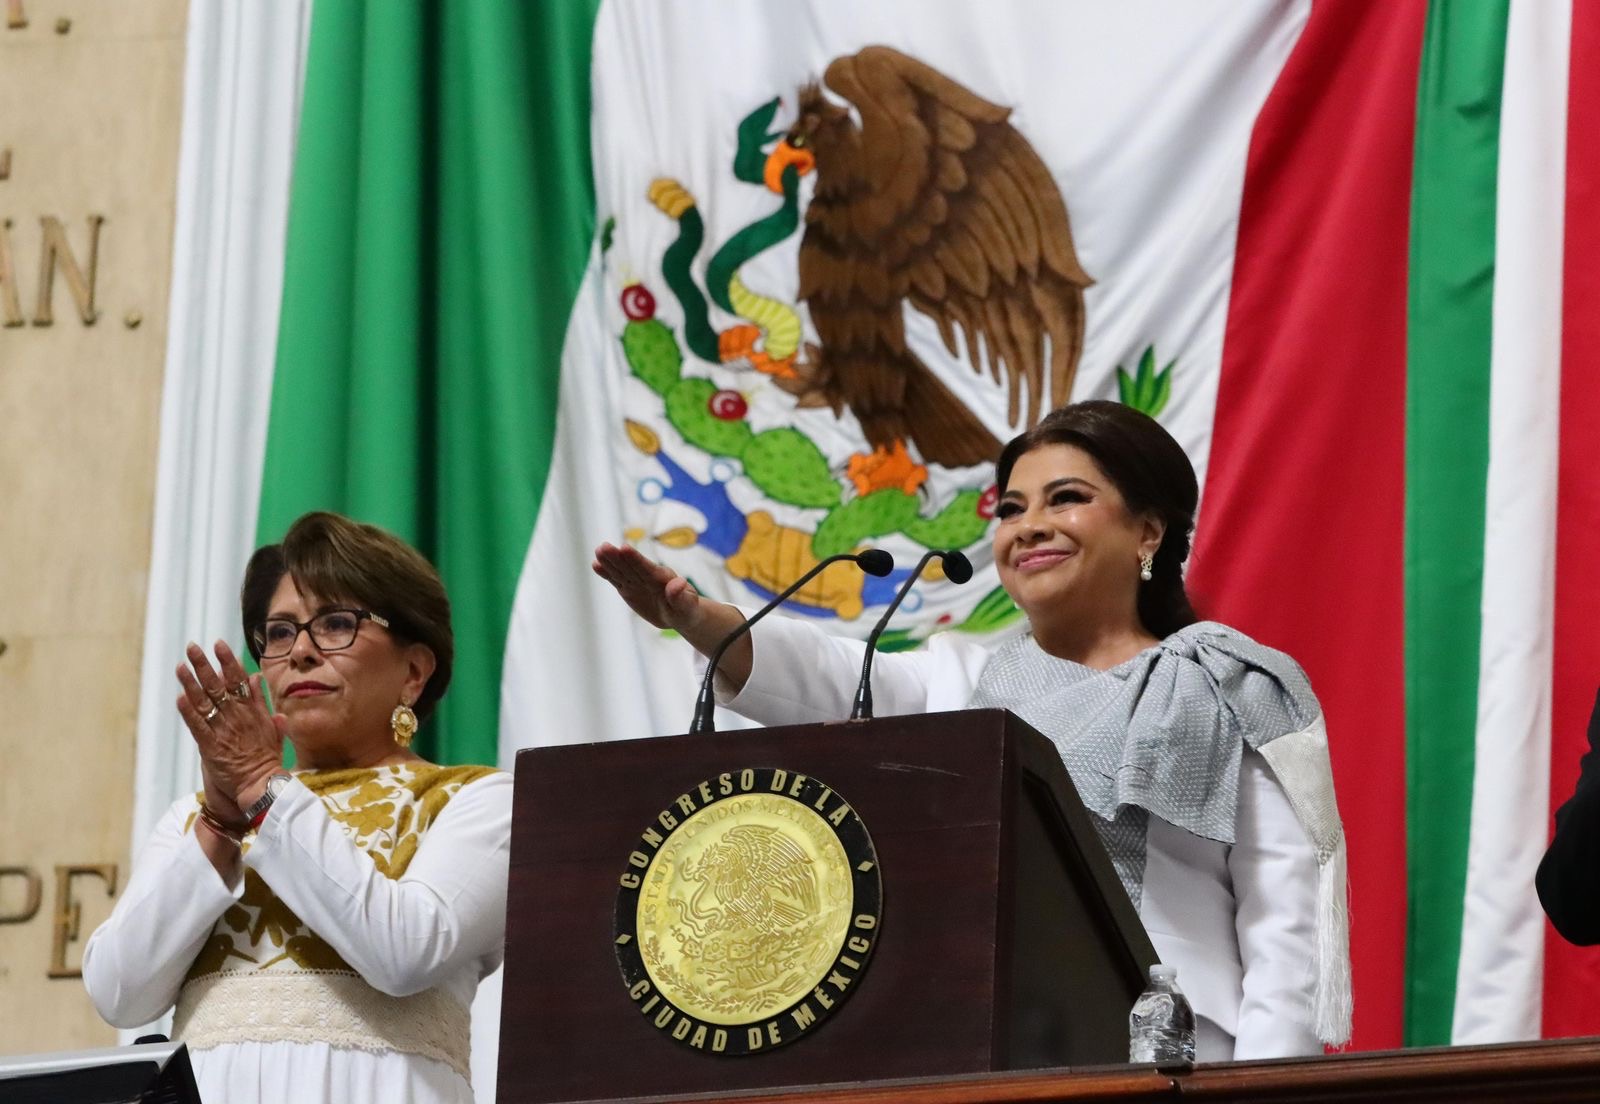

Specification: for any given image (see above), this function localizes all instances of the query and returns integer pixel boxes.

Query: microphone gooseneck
[690,548,894,734]
[851,549,974,720]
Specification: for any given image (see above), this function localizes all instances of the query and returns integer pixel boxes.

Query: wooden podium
[497,709,1158,1103]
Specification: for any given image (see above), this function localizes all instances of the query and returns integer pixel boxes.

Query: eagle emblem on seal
[678,824,820,943]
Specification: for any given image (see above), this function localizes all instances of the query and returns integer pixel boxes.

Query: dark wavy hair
[240,512,454,720]
[995,400,1200,638]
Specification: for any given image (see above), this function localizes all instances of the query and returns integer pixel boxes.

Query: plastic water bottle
[1128,963,1196,1064]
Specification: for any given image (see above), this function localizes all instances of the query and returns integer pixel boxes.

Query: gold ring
[202,702,221,723]
[229,680,251,702]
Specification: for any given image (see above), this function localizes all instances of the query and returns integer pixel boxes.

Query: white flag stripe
[133,1,310,846]
[126,0,310,1041]
[1452,0,1570,1043]
[500,250,707,758]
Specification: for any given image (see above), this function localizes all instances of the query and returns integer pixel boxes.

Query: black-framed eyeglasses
[251,608,391,659]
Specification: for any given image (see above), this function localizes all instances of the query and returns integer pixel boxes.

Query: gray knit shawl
[968,621,1321,906]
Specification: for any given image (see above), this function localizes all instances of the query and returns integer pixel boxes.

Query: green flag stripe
[260,0,601,765]
[1403,0,1509,1046]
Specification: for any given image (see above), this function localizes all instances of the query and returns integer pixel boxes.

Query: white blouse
[718,615,1329,1061]
[83,764,512,1104]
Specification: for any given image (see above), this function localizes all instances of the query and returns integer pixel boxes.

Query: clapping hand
[175,640,287,817]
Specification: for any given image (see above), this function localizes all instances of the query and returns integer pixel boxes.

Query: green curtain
[258,0,602,764]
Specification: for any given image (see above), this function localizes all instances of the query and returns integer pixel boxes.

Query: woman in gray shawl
[593,401,1350,1060]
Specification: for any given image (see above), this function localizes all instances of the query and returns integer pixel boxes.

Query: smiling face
[260,574,434,761]
[992,443,1165,636]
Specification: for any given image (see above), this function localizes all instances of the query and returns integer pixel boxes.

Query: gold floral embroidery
[418,789,451,833]
[236,872,307,949]
[332,799,396,838]
[387,833,421,880]
[257,932,353,973]
[189,933,258,976]
[349,778,393,807]
[181,763,498,985]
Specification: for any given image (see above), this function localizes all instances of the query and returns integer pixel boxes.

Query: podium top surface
[574,1037,1600,1104]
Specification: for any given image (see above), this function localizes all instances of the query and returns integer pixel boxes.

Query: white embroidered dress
[83,764,512,1104]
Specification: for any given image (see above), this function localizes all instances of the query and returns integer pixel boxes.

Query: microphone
[850,549,973,720]
[690,548,894,734]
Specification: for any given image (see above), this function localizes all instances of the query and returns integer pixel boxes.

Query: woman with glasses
[83,512,510,1104]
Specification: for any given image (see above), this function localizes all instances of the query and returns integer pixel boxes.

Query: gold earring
[1139,554,1154,582]
[391,703,418,748]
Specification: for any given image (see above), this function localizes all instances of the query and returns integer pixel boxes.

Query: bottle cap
[1148,964,1177,982]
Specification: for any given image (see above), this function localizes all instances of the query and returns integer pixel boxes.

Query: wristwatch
[244,771,295,831]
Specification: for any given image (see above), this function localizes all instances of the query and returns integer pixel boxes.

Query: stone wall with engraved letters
[0,0,188,1051]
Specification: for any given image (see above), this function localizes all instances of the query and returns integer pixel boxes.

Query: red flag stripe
[1543,0,1600,1038]
[1187,0,1426,1050]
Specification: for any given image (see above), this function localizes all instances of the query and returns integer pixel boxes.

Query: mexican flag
[135,0,1600,1074]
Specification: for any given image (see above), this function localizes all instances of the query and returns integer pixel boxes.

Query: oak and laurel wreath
[642,935,757,1017]
[642,924,834,1018]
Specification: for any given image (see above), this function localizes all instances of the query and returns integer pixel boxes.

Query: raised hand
[591,542,751,680]
[591,542,704,631]
[175,640,286,813]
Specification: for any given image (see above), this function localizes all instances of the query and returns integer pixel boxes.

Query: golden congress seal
[614,767,881,1055]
